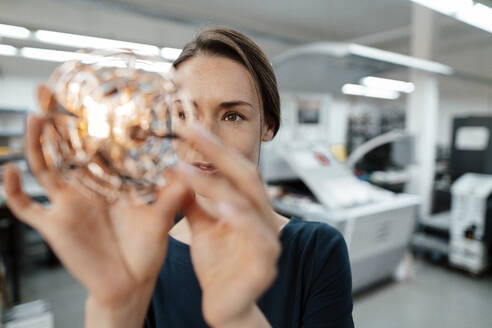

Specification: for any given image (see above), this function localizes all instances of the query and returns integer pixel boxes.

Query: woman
[3,27,353,327]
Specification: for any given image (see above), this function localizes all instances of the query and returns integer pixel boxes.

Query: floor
[13,257,492,327]
[353,259,492,328]
[18,264,87,326]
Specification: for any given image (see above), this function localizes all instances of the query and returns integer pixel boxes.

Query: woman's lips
[191,162,218,175]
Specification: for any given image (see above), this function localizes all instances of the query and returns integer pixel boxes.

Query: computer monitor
[450,116,492,180]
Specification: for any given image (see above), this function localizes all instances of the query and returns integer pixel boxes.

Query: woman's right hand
[3,114,191,326]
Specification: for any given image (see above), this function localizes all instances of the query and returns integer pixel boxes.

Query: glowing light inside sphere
[39,49,193,202]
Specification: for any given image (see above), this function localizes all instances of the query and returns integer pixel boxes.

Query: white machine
[267,43,425,291]
[261,139,419,292]
[450,173,492,274]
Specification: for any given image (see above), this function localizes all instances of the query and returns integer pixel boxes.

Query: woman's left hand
[175,124,281,328]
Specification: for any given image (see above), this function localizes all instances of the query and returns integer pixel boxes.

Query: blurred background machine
[261,140,419,292]
[414,116,492,273]
[260,92,419,292]
[449,173,492,274]
[262,42,424,292]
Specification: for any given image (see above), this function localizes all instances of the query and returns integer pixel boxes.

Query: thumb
[152,167,194,220]
[182,198,216,237]
[37,84,58,114]
[3,164,46,229]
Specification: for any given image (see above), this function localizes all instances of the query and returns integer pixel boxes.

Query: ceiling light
[342,84,400,100]
[410,0,474,15]
[0,23,31,39]
[34,30,160,56]
[349,44,454,75]
[19,47,172,73]
[360,76,415,93]
[456,3,492,32]
[0,44,18,56]
[20,47,97,62]
[160,47,182,61]
[410,0,492,34]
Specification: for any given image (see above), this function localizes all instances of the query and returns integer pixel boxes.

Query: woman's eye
[223,112,243,122]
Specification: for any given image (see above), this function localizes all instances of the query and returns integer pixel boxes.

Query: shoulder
[282,218,347,256]
[281,218,350,277]
[282,219,354,327]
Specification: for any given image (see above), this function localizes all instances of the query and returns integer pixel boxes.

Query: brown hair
[173,27,281,137]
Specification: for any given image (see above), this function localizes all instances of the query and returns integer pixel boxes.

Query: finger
[109,169,193,243]
[37,84,58,114]
[26,115,66,194]
[185,196,275,249]
[215,201,279,249]
[156,168,219,238]
[183,198,217,237]
[152,167,194,220]
[175,163,272,234]
[175,162,277,231]
[176,124,267,203]
[175,163,246,209]
[3,164,47,229]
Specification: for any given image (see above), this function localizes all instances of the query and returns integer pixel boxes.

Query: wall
[437,77,492,148]
[435,42,492,148]
[0,75,44,112]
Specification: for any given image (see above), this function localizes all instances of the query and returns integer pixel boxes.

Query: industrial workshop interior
[0,0,492,327]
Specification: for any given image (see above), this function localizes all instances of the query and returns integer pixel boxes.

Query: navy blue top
[145,218,354,327]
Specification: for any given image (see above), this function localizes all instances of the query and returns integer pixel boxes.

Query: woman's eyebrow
[173,99,253,110]
[219,100,254,110]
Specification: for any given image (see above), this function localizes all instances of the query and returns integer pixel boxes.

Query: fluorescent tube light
[0,23,31,39]
[160,47,182,61]
[34,30,160,56]
[20,47,97,62]
[349,44,454,75]
[410,0,473,15]
[20,47,172,73]
[456,3,492,32]
[342,84,400,100]
[360,76,415,93]
[411,0,492,34]
[0,44,18,56]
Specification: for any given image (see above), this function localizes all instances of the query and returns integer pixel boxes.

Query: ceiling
[67,0,414,43]
[0,0,491,80]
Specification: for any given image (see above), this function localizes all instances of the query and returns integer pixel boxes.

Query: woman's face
[173,55,273,173]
